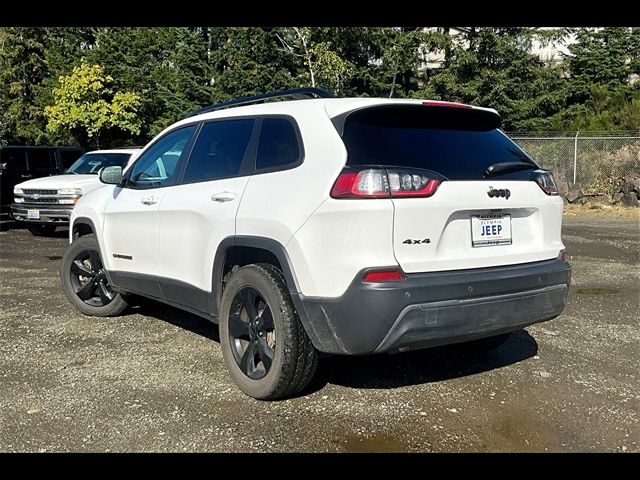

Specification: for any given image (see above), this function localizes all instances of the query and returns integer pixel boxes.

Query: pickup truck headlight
[58,188,83,196]
[14,187,23,195]
[58,187,82,205]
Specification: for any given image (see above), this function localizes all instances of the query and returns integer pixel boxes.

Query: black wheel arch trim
[211,235,327,351]
[70,217,115,285]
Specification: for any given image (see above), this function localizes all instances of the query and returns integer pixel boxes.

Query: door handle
[141,196,158,205]
[210,191,236,203]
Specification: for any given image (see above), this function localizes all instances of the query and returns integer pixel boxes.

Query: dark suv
[0,146,84,215]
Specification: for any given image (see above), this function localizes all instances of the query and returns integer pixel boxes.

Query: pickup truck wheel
[220,264,318,400]
[60,234,128,317]
[27,224,56,236]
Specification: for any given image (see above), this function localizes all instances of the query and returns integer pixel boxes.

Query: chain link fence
[507,131,640,193]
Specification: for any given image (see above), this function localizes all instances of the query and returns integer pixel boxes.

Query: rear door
[340,104,565,273]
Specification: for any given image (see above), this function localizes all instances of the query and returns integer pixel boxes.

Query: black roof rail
[186,87,335,118]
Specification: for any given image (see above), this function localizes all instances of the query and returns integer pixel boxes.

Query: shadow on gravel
[127,298,220,343]
[0,218,68,238]
[313,329,538,391]
[120,297,537,394]
[0,218,23,231]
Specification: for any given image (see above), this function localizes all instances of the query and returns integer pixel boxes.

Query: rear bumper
[297,258,571,355]
[10,203,73,224]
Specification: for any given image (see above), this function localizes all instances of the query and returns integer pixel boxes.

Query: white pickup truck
[11,148,140,235]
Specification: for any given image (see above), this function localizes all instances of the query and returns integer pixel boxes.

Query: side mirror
[99,166,123,185]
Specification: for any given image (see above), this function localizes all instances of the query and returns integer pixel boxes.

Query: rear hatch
[339,103,564,273]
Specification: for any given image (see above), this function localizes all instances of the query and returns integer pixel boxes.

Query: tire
[27,223,56,236]
[219,263,318,400]
[60,234,128,317]
[464,332,512,351]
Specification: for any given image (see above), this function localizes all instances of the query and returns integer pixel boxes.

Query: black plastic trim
[109,271,163,299]
[187,87,334,118]
[110,271,215,322]
[210,236,325,349]
[71,217,115,286]
[159,276,211,315]
[298,258,571,355]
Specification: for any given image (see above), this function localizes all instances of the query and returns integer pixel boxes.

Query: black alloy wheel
[227,287,276,380]
[69,249,115,307]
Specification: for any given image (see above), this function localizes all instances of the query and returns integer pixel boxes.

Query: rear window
[27,149,56,170]
[1,149,27,170]
[342,105,536,180]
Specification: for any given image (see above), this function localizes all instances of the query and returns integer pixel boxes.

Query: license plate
[471,213,512,247]
[27,209,40,220]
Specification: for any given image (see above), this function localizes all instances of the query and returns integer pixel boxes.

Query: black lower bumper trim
[298,258,571,355]
[374,283,567,353]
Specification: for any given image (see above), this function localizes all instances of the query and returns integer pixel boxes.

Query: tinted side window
[1,149,27,170]
[183,119,254,183]
[256,118,301,171]
[128,126,196,189]
[27,149,56,170]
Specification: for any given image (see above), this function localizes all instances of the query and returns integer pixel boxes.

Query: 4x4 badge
[488,186,510,199]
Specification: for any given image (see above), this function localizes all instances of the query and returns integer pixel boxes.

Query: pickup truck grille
[21,189,61,205]
[23,197,59,204]
[23,189,57,195]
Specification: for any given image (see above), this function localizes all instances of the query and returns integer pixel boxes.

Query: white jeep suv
[12,149,140,235]
[60,88,571,400]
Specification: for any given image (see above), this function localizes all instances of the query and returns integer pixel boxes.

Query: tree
[44,63,142,148]
[549,27,640,131]
[0,28,51,144]
[209,27,298,101]
[417,28,566,130]
[276,27,355,95]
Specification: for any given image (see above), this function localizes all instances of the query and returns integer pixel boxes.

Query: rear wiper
[484,162,537,176]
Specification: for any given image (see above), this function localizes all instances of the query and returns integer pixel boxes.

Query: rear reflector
[331,167,442,199]
[362,269,406,283]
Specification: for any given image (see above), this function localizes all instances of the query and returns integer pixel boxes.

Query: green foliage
[44,63,141,148]
[0,27,638,149]
[0,28,50,144]
[416,27,567,130]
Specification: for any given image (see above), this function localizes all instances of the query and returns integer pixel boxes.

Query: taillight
[532,170,558,195]
[331,167,442,199]
[362,268,406,283]
[331,169,390,198]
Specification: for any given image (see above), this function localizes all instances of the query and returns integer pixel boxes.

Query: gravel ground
[0,215,638,452]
